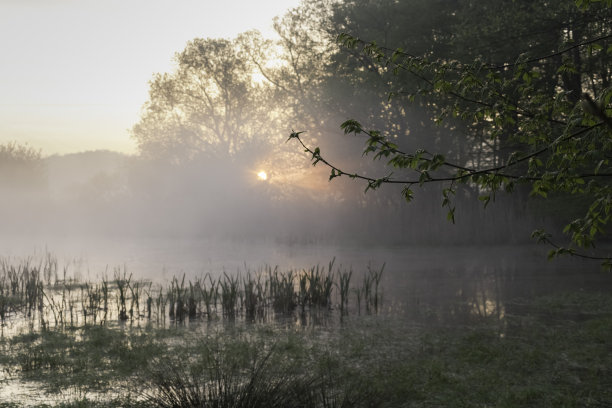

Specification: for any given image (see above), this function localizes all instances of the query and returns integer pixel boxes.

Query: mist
[0,144,551,245]
[2,1,612,405]
[0,0,599,277]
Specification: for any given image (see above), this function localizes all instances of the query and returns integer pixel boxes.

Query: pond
[1,236,611,406]
[2,235,609,324]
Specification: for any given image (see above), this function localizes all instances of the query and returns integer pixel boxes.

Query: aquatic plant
[0,255,388,335]
[147,344,318,408]
[242,271,265,320]
[219,272,239,319]
[337,267,352,315]
[268,267,296,314]
[114,268,132,321]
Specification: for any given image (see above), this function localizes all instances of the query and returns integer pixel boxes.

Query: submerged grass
[142,293,612,407]
[0,290,608,407]
[0,255,610,407]
[0,255,385,335]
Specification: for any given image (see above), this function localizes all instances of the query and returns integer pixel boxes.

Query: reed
[41,287,61,329]
[198,274,218,321]
[22,262,41,318]
[219,272,239,319]
[268,267,296,314]
[0,255,388,335]
[101,276,110,324]
[0,280,19,323]
[155,287,167,324]
[114,268,132,321]
[368,262,384,314]
[337,267,352,315]
[303,260,334,309]
[169,274,187,322]
[42,252,58,286]
[242,271,264,320]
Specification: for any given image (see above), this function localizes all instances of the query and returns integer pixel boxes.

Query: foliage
[243,1,336,129]
[131,35,285,165]
[289,0,612,261]
[0,141,46,192]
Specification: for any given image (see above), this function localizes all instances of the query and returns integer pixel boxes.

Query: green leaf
[340,119,363,135]
[329,169,338,181]
[478,195,491,208]
[418,171,430,185]
[287,130,305,141]
[402,187,414,203]
[447,207,455,223]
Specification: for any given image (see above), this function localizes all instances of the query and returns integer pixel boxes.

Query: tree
[0,141,46,192]
[132,35,285,164]
[244,1,337,128]
[289,0,612,261]
[0,142,48,233]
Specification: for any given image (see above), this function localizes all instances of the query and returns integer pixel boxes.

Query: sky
[0,0,301,156]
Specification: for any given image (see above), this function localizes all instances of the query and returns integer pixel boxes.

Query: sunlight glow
[257,171,268,181]
[0,0,301,155]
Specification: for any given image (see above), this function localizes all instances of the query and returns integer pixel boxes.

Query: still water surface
[1,236,611,404]
[3,236,610,322]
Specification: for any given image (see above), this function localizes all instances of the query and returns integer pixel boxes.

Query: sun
[257,171,268,181]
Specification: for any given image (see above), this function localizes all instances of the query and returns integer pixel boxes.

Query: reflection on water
[1,236,611,325]
[1,237,610,406]
[0,238,610,405]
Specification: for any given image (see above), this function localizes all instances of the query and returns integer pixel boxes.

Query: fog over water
[2,0,611,324]
[2,231,608,323]
[1,2,612,407]
[1,133,609,319]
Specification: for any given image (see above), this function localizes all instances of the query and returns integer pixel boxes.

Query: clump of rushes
[187,281,198,320]
[23,262,41,318]
[155,287,167,324]
[337,267,352,315]
[219,272,239,319]
[114,268,131,321]
[196,274,216,321]
[0,255,388,334]
[269,267,296,314]
[168,275,187,322]
[147,345,313,408]
[145,336,377,408]
[242,271,263,320]
[42,252,58,285]
[128,280,142,321]
[0,275,19,324]
[304,259,335,309]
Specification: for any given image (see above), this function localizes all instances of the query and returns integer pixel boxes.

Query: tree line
[3,0,611,247]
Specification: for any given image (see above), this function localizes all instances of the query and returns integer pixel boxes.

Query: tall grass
[242,271,265,320]
[0,255,385,334]
[148,346,311,408]
[268,267,296,314]
[337,267,352,315]
[115,268,131,321]
[145,342,367,408]
[219,272,239,319]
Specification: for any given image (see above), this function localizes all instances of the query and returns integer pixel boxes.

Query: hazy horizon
[0,0,300,155]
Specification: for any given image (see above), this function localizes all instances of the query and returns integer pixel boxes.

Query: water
[2,235,610,322]
[1,236,611,406]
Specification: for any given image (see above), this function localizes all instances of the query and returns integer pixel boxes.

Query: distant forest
[2,0,610,246]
